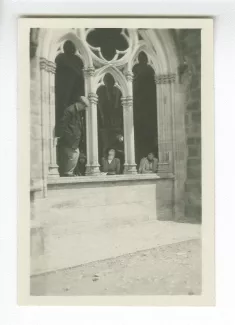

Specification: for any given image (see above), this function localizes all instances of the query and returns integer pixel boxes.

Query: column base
[85,164,101,176]
[123,164,137,174]
[48,164,60,177]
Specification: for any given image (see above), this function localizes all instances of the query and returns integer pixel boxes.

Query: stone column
[84,67,102,175]
[87,92,100,175]
[121,96,137,174]
[172,81,188,220]
[48,61,59,177]
[39,58,50,196]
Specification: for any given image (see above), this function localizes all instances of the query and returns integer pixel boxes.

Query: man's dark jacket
[59,104,82,149]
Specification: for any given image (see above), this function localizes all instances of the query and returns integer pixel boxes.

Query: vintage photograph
[18,18,214,304]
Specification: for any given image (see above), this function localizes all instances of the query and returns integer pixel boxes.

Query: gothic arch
[127,42,160,74]
[128,30,179,76]
[38,28,93,68]
[33,27,182,183]
[153,29,179,74]
[94,65,129,97]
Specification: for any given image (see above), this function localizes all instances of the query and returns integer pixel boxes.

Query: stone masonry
[179,30,201,221]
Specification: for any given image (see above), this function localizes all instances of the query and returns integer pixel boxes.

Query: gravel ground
[31,239,201,296]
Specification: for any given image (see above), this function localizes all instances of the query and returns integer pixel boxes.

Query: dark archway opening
[133,52,158,168]
[97,73,124,172]
[55,40,86,175]
[55,40,86,176]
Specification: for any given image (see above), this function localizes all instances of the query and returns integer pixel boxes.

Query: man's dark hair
[105,147,116,157]
[147,151,156,157]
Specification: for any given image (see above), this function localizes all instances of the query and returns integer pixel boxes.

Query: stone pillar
[39,58,50,196]
[155,72,187,220]
[48,61,59,177]
[121,96,137,174]
[87,92,100,175]
[84,67,101,175]
[30,54,43,191]
[155,73,176,172]
[83,68,92,174]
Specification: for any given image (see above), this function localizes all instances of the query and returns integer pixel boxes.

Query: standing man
[58,96,89,177]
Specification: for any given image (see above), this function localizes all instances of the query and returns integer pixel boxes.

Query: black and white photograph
[18,18,214,305]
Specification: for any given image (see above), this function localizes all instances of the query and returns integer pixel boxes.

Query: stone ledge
[47,173,174,186]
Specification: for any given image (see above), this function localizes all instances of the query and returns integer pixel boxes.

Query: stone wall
[179,30,201,221]
[30,55,44,191]
[31,177,174,274]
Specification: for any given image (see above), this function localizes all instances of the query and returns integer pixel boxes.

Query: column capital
[154,73,176,84]
[83,67,95,78]
[121,96,133,108]
[125,71,134,82]
[40,57,56,74]
[88,92,98,104]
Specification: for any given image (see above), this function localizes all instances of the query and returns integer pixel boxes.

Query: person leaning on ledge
[58,96,89,177]
[101,148,120,175]
[139,152,158,174]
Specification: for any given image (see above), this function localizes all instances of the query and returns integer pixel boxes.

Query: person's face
[147,153,154,161]
[108,150,115,160]
[117,135,124,142]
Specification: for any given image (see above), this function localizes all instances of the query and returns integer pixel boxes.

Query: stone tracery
[37,28,179,179]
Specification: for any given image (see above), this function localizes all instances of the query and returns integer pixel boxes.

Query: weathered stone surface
[179,29,201,221]
[187,166,201,179]
[187,158,201,168]
[30,178,175,274]
[185,204,202,222]
[187,101,200,111]
[188,146,199,157]
[191,112,201,123]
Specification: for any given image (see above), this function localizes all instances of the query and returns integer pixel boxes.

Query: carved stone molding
[40,58,56,74]
[83,67,95,78]
[88,92,98,104]
[125,71,134,82]
[121,96,133,108]
[154,73,176,84]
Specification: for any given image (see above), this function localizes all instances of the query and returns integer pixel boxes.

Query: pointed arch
[94,65,129,96]
[127,42,160,74]
[38,28,93,68]
[127,30,179,76]
[153,29,179,74]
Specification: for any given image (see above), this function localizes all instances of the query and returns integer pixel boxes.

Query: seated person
[139,152,158,174]
[101,148,120,175]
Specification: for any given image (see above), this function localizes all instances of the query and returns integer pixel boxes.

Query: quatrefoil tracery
[85,28,133,65]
